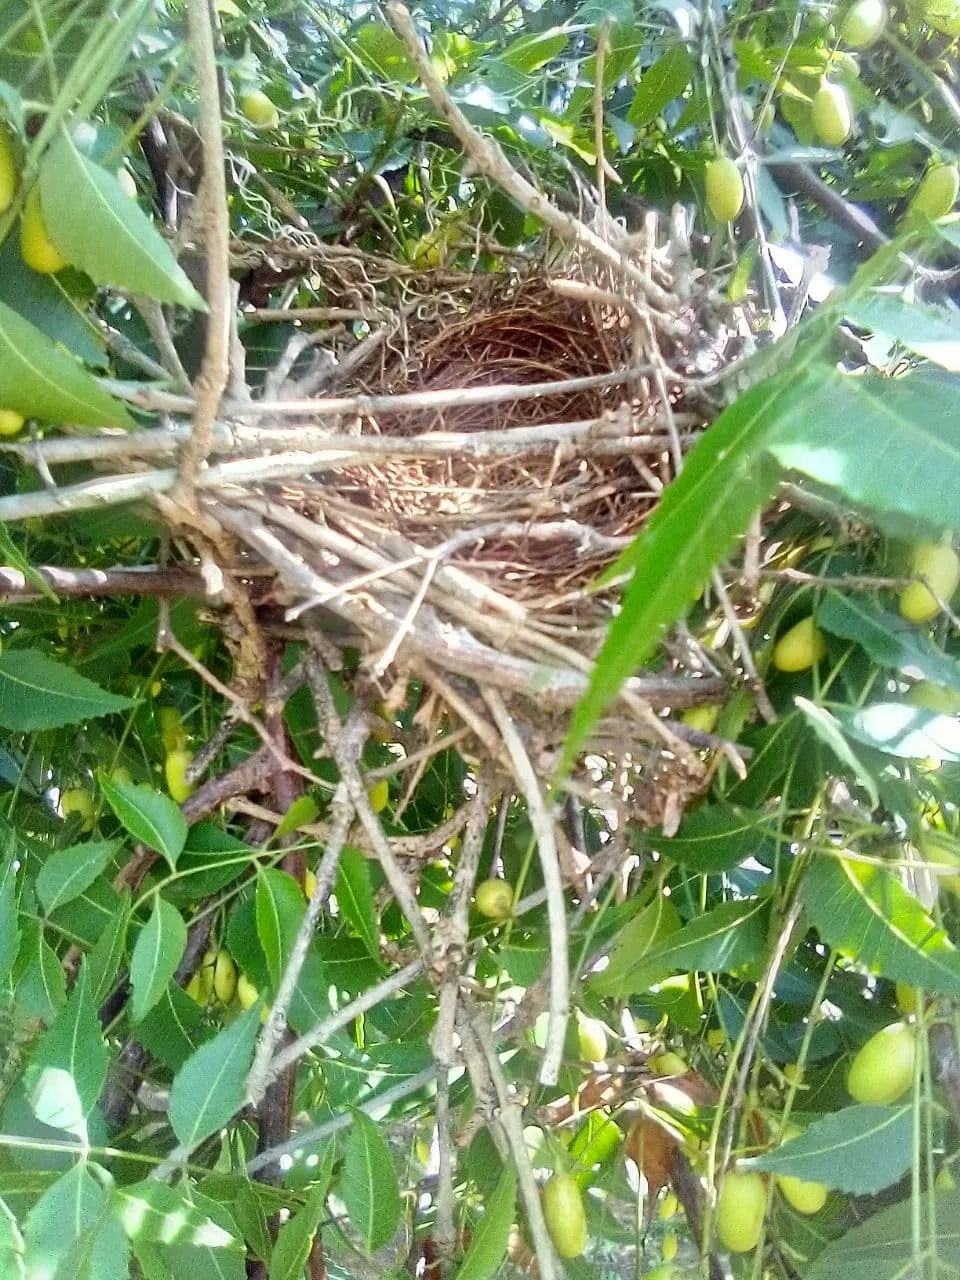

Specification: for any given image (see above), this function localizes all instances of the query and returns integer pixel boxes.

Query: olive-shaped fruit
[935,1164,957,1190]
[900,542,960,623]
[212,949,237,1004]
[772,616,826,672]
[241,90,279,129]
[0,124,17,214]
[908,164,959,221]
[841,0,887,46]
[847,1022,916,1103]
[660,1190,680,1220]
[651,1051,689,1076]
[683,704,720,733]
[475,878,514,919]
[304,867,318,900]
[164,748,195,803]
[777,1174,827,1214]
[20,186,69,274]
[0,409,24,436]
[662,1231,678,1261]
[61,787,95,831]
[812,83,853,146]
[895,981,919,1014]
[706,156,744,222]
[185,973,204,1004]
[236,973,260,1010]
[577,1013,608,1062]
[158,705,185,754]
[368,778,389,813]
[542,1171,588,1258]
[716,1170,767,1253]
[116,166,138,199]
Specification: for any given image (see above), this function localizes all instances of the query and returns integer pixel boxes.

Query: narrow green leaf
[136,982,210,1072]
[335,847,382,963]
[0,651,132,731]
[15,930,67,1022]
[658,805,774,874]
[168,1009,259,1148]
[54,1212,130,1280]
[87,895,129,1005]
[99,776,186,870]
[805,1190,960,1280]
[269,1144,336,1280]
[255,868,305,988]
[588,894,681,997]
[818,592,960,691]
[845,293,960,372]
[0,299,132,429]
[500,27,568,73]
[0,852,20,987]
[0,234,105,369]
[804,856,960,994]
[744,1105,912,1194]
[113,1181,239,1249]
[36,840,119,915]
[454,1163,517,1280]
[0,1195,26,1279]
[25,964,108,1135]
[838,701,960,761]
[627,45,692,127]
[340,1108,402,1254]
[795,697,880,807]
[152,1190,246,1279]
[41,132,206,310]
[273,794,319,841]
[130,898,188,1023]
[0,522,58,601]
[23,1163,105,1280]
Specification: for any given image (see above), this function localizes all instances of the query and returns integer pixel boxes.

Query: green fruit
[241,90,279,129]
[777,1174,828,1214]
[158,705,185,753]
[895,981,919,1014]
[577,1014,608,1062]
[841,0,887,46]
[212,949,237,1004]
[662,1231,678,1261]
[21,186,69,274]
[907,682,960,714]
[475,878,514,919]
[368,778,389,813]
[542,1172,587,1258]
[716,1171,767,1253]
[773,616,826,672]
[0,124,17,214]
[237,973,260,1010]
[935,1164,957,1191]
[165,748,194,803]
[660,1190,680,1220]
[61,787,95,831]
[651,1051,689,1076]
[706,156,744,222]
[0,409,24,436]
[683,704,720,733]
[116,166,138,199]
[900,542,960,623]
[909,164,960,221]
[848,1022,916,1104]
[812,83,853,146]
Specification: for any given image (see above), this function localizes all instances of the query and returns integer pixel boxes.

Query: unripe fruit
[907,681,960,714]
[197,950,218,1004]
[660,1190,680,1220]
[935,1164,956,1191]
[707,1028,726,1049]
[241,90,279,129]
[61,787,95,831]
[848,1022,916,1103]
[683,704,720,734]
[304,868,317,900]
[236,973,260,1010]
[651,1051,689,1076]
[185,973,204,1003]
[908,164,959,221]
[475,878,514,919]
[109,766,133,786]
[158,706,185,754]
[716,1171,766,1253]
[164,748,194,803]
[895,981,919,1014]
[663,1231,678,1261]
[368,778,389,813]
[542,1172,587,1258]
[116,166,138,199]
[773,616,826,672]
[20,186,69,274]
[841,0,887,46]
[777,1174,827,1214]
[644,1269,679,1280]
[0,124,16,214]
[212,949,237,1003]
[577,1013,608,1062]
[0,409,24,435]
[706,156,744,222]
[812,83,853,146]
[900,542,960,623]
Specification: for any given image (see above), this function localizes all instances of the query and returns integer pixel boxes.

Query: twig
[0,565,215,601]
[175,0,231,500]
[482,688,568,1086]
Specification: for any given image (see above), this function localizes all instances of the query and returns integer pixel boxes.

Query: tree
[1,0,960,1276]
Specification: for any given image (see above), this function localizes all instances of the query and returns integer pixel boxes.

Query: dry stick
[482,688,568,1087]
[386,2,676,317]
[0,565,215,601]
[176,0,231,499]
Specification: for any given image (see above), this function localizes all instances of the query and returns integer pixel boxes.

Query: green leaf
[0,521,58,601]
[658,805,774,873]
[818,592,960,692]
[15,929,67,1023]
[99,776,187,870]
[767,365,960,534]
[130,897,188,1023]
[335,847,382,963]
[23,1163,105,1280]
[588,895,681,997]
[55,1212,129,1280]
[113,1182,239,1249]
[0,234,105,368]
[838,702,960,761]
[627,46,692,127]
[744,1104,912,1194]
[563,367,790,767]
[454,1163,517,1280]
[136,1192,246,1280]
[0,299,131,429]
[40,133,205,310]
[268,1144,335,1280]
[168,1009,260,1148]
[0,1195,26,1280]
[805,1190,960,1280]
[340,1108,402,1254]
[616,896,770,994]
[255,868,305,989]
[136,982,210,1073]
[273,794,319,841]
[0,852,20,987]
[499,28,568,73]
[803,856,960,994]
[36,840,119,915]
[353,23,416,83]
[0,651,132,730]
[845,293,960,372]
[794,697,880,808]
[87,895,129,1005]
[25,964,107,1138]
